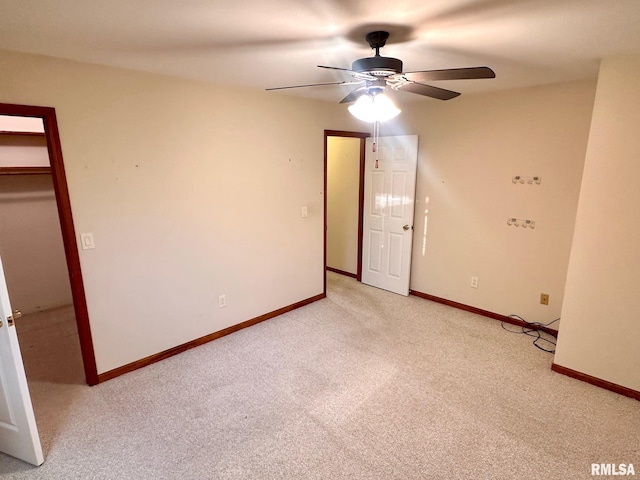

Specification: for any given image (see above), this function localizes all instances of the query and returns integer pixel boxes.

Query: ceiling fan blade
[339,87,367,104]
[317,65,354,73]
[317,65,376,80]
[403,67,496,82]
[398,82,461,100]
[266,80,360,91]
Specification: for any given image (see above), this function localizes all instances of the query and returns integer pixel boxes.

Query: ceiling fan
[266,30,496,104]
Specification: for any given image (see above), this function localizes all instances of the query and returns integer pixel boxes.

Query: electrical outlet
[470,276,479,289]
[540,293,549,306]
[218,294,227,308]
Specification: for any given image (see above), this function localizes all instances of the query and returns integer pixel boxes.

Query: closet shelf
[0,130,45,137]
[0,166,51,175]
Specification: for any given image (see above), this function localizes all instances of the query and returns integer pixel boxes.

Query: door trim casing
[323,130,369,295]
[0,102,99,386]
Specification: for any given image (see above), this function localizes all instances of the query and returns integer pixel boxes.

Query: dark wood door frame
[323,130,369,295]
[0,102,99,386]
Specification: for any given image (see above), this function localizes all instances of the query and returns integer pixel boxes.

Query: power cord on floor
[501,314,559,354]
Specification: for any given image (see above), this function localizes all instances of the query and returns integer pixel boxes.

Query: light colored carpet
[1,272,638,479]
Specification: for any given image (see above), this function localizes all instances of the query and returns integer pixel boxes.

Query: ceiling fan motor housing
[352,56,403,76]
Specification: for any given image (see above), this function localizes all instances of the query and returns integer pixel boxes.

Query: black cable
[501,315,560,353]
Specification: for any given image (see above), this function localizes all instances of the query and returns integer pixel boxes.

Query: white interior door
[0,255,44,466]
[362,135,418,296]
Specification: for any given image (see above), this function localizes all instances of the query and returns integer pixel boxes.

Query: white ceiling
[1,0,640,103]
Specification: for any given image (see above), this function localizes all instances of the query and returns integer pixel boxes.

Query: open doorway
[0,103,97,386]
[325,131,419,297]
[323,130,368,294]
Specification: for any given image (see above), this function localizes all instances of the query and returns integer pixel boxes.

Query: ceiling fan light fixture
[348,92,401,123]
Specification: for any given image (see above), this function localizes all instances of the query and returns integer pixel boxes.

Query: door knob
[403,224,413,231]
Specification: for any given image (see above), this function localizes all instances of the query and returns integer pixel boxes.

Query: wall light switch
[80,233,95,250]
[301,206,308,218]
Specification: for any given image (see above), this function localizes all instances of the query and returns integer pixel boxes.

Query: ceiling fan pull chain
[373,120,380,168]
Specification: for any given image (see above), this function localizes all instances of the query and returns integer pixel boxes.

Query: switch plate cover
[80,233,95,250]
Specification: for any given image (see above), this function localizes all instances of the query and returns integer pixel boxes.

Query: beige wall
[0,48,361,374]
[555,56,640,392]
[0,174,73,314]
[327,136,360,275]
[2,47,619,388]
[391,80,597,325]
